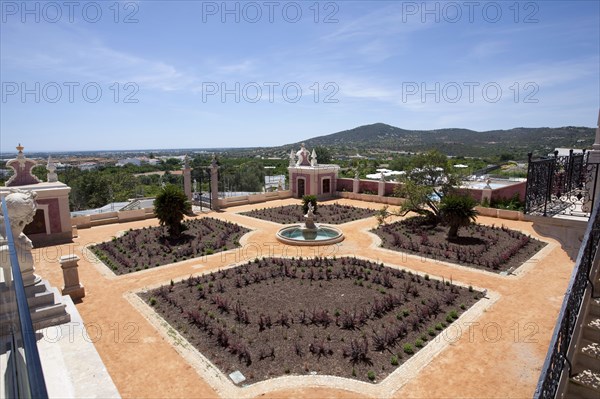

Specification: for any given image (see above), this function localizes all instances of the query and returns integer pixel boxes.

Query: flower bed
[240,203,377,224]
[91,217,249,275]
[373,217,545,273]
[140,256,482,384]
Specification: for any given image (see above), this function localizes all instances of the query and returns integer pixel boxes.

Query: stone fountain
[276,203,344,246]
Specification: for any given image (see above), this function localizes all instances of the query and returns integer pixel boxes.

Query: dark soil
[240,204,377,225]
[140,256,482,384]
[91,217,249,275]
[373,216,545,273]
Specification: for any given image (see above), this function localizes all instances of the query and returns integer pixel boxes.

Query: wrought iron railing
[534,194,600,398]
[525,150,599,217]
[0,196,49,398]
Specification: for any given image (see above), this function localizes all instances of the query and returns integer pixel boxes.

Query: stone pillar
[378,174,386,197]
[59,254,85,300]
[353,171,360,193]
[210,155,220,211]
[182,155,192,201]
[585,109,600,212]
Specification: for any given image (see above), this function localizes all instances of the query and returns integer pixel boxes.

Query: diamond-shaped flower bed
[373,216,545,273]
[140,256,482,384]
[91,217,249,275]
[241,203,377,224]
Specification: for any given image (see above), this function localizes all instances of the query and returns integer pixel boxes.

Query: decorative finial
[16,143,24,153]
[289,149,296,167]
[47,156,58,183]
[311,149,317,166]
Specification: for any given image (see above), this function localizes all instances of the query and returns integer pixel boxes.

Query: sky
[1,0,599,152]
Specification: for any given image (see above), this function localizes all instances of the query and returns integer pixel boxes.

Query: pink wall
[37,198,61,233]
[336,178,353,192]
[336,178,402,195]
[491,181,527,202]
[455,181,526,203]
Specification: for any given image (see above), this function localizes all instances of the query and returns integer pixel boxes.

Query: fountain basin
[276,224,344,246]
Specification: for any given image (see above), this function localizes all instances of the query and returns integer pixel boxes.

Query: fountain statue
[301,203,318,239]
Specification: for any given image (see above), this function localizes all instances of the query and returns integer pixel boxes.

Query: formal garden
[90,217,249,275]
[373,216,544,273]
[140,256,482,384]
[240,202,377,224]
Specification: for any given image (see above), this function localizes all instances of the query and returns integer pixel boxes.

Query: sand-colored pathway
[34,198,574,398]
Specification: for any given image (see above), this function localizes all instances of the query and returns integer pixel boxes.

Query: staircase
[0,280,71,333]
[563,275,600,398]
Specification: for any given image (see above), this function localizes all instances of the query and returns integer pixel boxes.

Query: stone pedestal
[59,254,85,300]
[182,156,192,201]
[378,178,385,197]
[353,177,359,193]
[210,157,220,211]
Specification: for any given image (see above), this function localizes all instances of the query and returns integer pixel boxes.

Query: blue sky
[1,0,598,152]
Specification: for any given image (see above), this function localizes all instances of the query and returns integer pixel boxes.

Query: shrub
[415,339,423,348]
[390,355,399,366]
[403,343,414,354]
[438,194,478,240]
[154,185,191,238]
[149,297,157,306]
[367,370,376,381]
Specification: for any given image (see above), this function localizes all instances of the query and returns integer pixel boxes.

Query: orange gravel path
[33,198,574,398]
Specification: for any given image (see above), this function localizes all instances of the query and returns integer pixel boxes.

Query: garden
[140,256,482,384]
[241,203,377,225]
[373,216,545,273]
[91,217,249,275]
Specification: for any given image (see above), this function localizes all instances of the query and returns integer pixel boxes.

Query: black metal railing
[525,150,599,217]
[534,194,600,398]
[1,196,49,398]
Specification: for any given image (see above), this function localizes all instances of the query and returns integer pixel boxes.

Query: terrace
[3,196,578,398]
[2,132,599,398]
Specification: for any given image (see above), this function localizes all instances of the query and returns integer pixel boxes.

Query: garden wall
[455,181,526,204]
[336,191,404,206]
[71,208,155,229]
[217,190,293,208]
[474,206,524,221]
[336,178,401,196]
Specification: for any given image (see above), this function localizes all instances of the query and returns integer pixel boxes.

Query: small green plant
[428,328,436,336]
[449,310,459,319]
[390,355,399,366]
[149,297,157,306]
[435,323,444,331]
[367,370,376,381]
[403,343,414,354]
[415,339,424,348]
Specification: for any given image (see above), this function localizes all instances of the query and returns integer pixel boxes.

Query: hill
[280,123,595,159]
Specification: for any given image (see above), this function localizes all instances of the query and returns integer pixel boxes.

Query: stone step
[569,369,600,399]
[32,310,71,331]
[590,298,600,318]
[31,302,68,324]
[577,339,600,371]
[583,316,600,342]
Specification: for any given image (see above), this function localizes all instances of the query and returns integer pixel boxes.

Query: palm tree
[439,194,478,240]
[154,185,191,237]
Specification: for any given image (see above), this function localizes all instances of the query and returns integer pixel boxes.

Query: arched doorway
[322,178,330,194]
[297,178,305,197]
